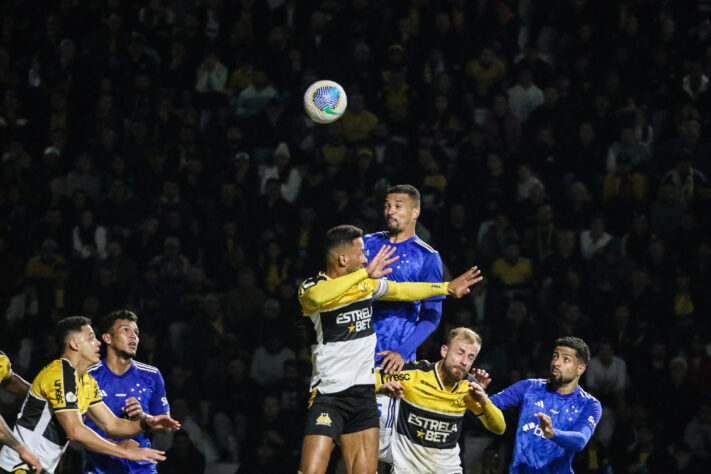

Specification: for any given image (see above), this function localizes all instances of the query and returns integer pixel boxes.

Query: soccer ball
[303,80,348,124]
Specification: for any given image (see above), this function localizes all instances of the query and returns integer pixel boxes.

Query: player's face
[550,346,584,386]
[345,237,368,273]
[77,325,101,364]
[441,338,480,382]
[384,193,419,234]
[109,319,140,359]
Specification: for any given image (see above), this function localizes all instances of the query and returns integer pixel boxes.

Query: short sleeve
[87,375,103,407]
[149,371,170,415]
[0,352,12,383]
[490,379,534,410]
[41,361,79,412]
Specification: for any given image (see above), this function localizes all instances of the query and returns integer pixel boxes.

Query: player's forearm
[68,423,135,459]
[0,416,21,450]
[380,281,449,302]
[4,373,31,396]
[468,400,505,435]
[300,268,369,310]
[550,428,589,451]
[100,417,145,439]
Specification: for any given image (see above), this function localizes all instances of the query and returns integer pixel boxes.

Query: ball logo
[65,391,78,403]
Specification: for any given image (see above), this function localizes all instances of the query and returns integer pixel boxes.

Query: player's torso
[29,359,97,415]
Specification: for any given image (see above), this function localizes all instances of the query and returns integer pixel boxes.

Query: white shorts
[377,393,398,463]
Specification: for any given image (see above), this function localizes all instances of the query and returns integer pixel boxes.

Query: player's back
[363,232,443,361]
[84,360,169,474]
[490,379,601,474]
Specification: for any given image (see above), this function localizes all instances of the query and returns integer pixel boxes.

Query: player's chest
[524,393,583,430]
[99,379,154,413]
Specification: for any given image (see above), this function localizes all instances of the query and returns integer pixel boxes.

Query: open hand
[146,414,181,432]
[470,368,491,389]
[378,381,405,399]
[126,447,166,464]
[533,413,555,438]
[377,350,405,374]
[468,381,489,405]
[365,245,399,279]
[447,267,483,298]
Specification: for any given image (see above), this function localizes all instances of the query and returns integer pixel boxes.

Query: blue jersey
[84,360,170,474]
[363,232,444,362]
[490,379,602,474]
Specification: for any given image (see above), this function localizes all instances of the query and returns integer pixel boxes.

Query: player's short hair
[387,184,421,208]
[99,309,139,337]
[324,225,363,257]
[56,316,92,347]
[554,336,591,364]
[447,327,482,347]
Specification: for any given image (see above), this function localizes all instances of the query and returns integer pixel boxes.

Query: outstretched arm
[87,402,179,439]
[0,415,43,472]
[379,267,482,302]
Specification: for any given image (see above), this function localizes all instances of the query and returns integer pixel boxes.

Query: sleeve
[378,281,448,302]
[298,269,369,313]
[87,375,103,407]
[466,399,506,435]
[489,380,532,410]
[0,352,11,383]
[550,399,602,452]
[375,367,415,392]
[419,252,445,302]
[149,371,170,415]
[40,363,80,412]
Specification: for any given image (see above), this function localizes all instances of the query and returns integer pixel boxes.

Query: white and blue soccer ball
[303,80,348,124]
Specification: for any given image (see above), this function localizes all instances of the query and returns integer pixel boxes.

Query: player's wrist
[139,417,151,432]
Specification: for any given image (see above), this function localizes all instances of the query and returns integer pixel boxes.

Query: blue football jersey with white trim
[363,232,443,362]
[84,360,170,474]
[490,379,602,474]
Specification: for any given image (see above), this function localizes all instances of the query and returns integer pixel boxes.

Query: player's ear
[102,333,112,345]
[338,253,347,267]
[68,337,79,352]
[577,363,586,376]
[412,206,420,220]
[440,344,448,359]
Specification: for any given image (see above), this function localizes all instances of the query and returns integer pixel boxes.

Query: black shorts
[303,384,378,441]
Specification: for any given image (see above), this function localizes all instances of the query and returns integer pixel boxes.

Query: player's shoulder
[87,361,103,374]
[364,231,389,242]
[0,350,7,358]
[577,386,601,405]
[411,237,440,255]
[38,358,74,381]
[134,360,161,375]
[299,273,328,293]
[403,359,436,372]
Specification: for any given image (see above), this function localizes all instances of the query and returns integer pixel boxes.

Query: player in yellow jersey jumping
[297,225,483,474]
[0,316,180,474]
[375,327,505,473]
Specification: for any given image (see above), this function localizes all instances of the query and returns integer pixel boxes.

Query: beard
[441,360,468,386]
[115,347,137,359]
[549,370,574,387]
[386,218,401,233]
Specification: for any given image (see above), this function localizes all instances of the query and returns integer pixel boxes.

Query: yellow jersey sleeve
[0,351,12,384]
[379,281,449,302]
[298,269,371,313]
[86,374,103,406]
[34,360,80,412]
[466,396,506,435]
[375,365,418,392]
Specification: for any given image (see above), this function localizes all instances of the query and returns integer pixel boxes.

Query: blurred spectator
[249,331,295,386]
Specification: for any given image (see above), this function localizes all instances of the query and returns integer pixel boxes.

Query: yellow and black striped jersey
[0,358,103,473]
[0,351,11,384]
[376,361,505,472]
[299,270,389,393]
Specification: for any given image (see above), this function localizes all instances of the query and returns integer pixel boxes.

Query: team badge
[316,413,332,426]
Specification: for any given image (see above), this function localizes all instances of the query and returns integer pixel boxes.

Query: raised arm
[466,381,505,435]
[299,269,370,311]
[379,267,483,302]
[87,402,179,439]
[1,372,31,397]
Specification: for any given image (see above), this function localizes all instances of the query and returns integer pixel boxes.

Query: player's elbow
[493,422,506,435]
[64,424,85,442]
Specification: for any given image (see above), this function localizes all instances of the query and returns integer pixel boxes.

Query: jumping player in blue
[363,184,445,462]
[84,310,171,474]
[490,336,602,474]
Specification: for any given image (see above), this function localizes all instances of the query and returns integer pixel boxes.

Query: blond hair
[447,327,482,347]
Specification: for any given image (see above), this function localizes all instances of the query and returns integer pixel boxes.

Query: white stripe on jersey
[413,239,438,253]
[134,362,159,373]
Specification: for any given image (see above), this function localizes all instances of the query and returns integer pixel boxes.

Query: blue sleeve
[421,252,445,301]
[149,370,170,415]
[392,311,439,357]
[551,400,602,452]
[490,380,532,410]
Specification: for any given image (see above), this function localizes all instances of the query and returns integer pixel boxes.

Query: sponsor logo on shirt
[534,400,544,408]
[336,306,372,333]
[408,413,458,443]
[522,421,545,437]
[383,373,410,382]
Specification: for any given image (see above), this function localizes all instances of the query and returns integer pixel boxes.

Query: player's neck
[554,379,579,395]
[388,227,416,243]
[436,362,457,390]
[105,351,133,376]
[62,351,90,376]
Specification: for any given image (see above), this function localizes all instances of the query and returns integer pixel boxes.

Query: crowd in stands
[1,0,710,472]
